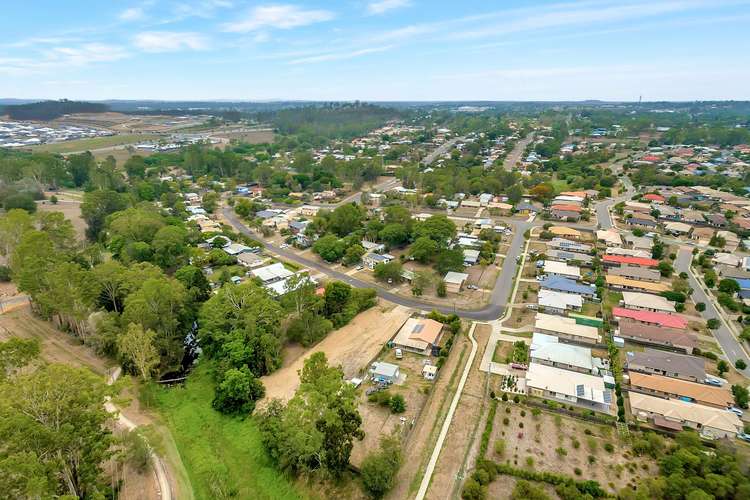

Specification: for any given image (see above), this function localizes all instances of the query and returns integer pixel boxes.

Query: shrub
[389,394,406,413]
[555,447,567,457]
[461,478,485,500]
[736,359,747,371]
[707,318,720,329]
[572,439,580,449]
[501,393,508,402]
[503,417,510,426]
[574,467,582,476]
[494,439,506,457]
[361,436,402,499]
[0,265,11,282]
[604,443,614,453]
[525,457,534,468]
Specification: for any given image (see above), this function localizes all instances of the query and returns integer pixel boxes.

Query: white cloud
[223,4,334,32]
[173,0,234,19]
[119,7,145,21]
[0,43,129,76]
[288,45,394,64]
[133,31,209,52]
[367,0,412,15]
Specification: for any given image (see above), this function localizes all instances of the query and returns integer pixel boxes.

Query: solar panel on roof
[412,324,424,333]
[576,384,585,397]
[603,391,612,404]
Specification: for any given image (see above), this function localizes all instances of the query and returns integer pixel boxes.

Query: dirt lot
[37,197,86,240]
[350,349,432,467]
[485,402,655,494]
[213,129,274,144]
[261,301,411,402]
[424,324,491,500]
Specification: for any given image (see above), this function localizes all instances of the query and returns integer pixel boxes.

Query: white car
[279,243,289,249]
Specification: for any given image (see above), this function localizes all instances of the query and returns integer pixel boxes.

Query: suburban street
[594,160,634,229]
[675,247,750,377]
[421,135,466,166]
[502,132,534,171]
[223,207,530,320]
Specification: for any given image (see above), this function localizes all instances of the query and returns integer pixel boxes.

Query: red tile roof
[642,155,662,162]
[602,255,659,267]
[613,307,688,329]
[551,204,583,212]
[643,194,665,202]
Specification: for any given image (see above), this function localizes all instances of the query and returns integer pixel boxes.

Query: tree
[36,210,76,252]
[707,318,720,329]
[374,261,403,283]
[411,270,433,297]
[81,189,128,241]
[437,279,447,297]
[324,281,352,317]
[736,359,747,370]
[512,480,549,500]
[361,435,402,499]
[0,337,39,380]
[0,364,113,498]
[529,183,554,202]
[507,184,524,205]
[732,384,749,409]
[389,394,406,413]
[151,225,188,269]
[117,323,159,380]
[258,352,363,477]
[343,243,366,266]
[696,302,706,312]
[313,234,345,262]
[658,261,674,277]
[719,279,741,295]
[198,282,283,376]
[436,248,465,274]
[3,192,36,213]
[212,366,265,416]
[717,360,729,376]
[414,215,456,246]
[0,209,34,257]
[329,203,364,237]
[379,223,409,247]
[409,236,439,263]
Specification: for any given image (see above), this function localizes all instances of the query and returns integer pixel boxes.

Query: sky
[2,0,750,101]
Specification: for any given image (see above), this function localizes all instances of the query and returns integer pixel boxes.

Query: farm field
[31,133,156,153]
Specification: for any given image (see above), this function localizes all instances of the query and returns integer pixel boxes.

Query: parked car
[737,433,750,443]
[395,348,403,359]
[728,406,744,417]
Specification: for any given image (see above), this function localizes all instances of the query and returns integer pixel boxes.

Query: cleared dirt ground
[261,301,411,402]
[486,402,656,494]
[37,197,86,240]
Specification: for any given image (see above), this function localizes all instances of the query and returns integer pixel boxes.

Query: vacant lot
[262,302,411,402]
[32,133,155,154]
[486,402,655,494]
[37,198,86,240]
[213,129,275,144]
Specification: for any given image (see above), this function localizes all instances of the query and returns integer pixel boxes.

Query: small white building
[444,271,469,294]
[370,361,400,384]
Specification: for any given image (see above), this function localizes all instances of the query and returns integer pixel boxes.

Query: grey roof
[538,276,596,297]
[627,349,706,381]
[546,249,594,264]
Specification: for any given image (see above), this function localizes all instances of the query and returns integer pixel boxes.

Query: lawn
[141,364,304,500]
[31,133,155,153]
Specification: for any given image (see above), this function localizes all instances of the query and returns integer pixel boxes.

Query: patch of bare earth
[261,302,411,402]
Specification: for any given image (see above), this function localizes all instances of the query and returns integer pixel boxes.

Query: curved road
[223,208,530,320]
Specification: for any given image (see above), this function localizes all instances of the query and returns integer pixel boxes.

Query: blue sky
[2,0,750,101]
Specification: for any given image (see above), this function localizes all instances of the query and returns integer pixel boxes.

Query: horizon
[3,0,750,101]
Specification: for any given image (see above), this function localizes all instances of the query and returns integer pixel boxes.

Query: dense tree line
[2,99,109,120]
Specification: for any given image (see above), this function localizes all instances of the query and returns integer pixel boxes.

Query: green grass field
[31,134,156,153]
[141,364,303,500]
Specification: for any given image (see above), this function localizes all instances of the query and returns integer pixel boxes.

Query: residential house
[547,238,592,254]
[516,202,541,215]
[463,249,480,266]
[369,362,400,384]
[392,317,444,356]
[628,372,733,409]
[609,266,662,283]
[704,213,728,228]
[534,313,600,345]
[614,318,695,353]
[237,253,266,268]
[713,252,742,268]
[444,271,469,294]
[223,243,256,256]
[716,230,740,252]
[602,255,659,268]
[250,262,294,284]
[548,226,582,240]
[624,234,653,252]
[605,275,669,293]
[629,392,741,438]
[626,349,706,383]
[612,308,688,329]
[545,249,593,266]
[664,221,693,236]
[525,362,612,414]
[606,247,652,259]
[550,205,582,221]
[596,229,622,247]
[621,291,676,313]
[538,289,583,314]
[363,252,395,270]
[626,214,658,228]
[543,260,581,280]
[538,276,596,298]
[530,333,605,375]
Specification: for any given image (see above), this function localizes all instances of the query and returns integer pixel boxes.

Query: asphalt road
[223,207,530,320]
[421,136,466,166]
[675,247,750,377]
[594,161,634,230]
[502,132,534,171]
